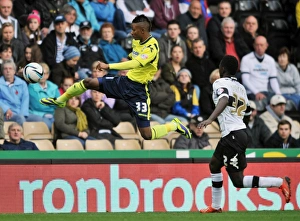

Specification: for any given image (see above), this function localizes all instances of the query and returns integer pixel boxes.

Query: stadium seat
[208,138,220,150]
[56,139,84,150]
[204,121,221,138]
[113,121,136,134]
[235,0,260,12]
[23,122,53,140]
[31,139,55,151]
[85,139,114,150]
[113,122,142,140]
[115,139,141,150]
[143,139,170,150]
[163,131,180,144]
[260,0,283,12]
[170,138,177,149]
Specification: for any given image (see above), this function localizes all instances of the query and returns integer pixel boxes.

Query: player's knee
[83,78,93,88]
[209,162,221,173]
[141,133,152,140]
[231,178,244,188]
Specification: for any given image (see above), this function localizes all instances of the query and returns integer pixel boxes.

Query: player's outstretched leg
[40,79,88,107]
[172,118,192,139]
[280,176,291,203]
[199,206,222,213]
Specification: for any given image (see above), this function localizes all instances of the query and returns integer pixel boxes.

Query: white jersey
[212,77,249,137]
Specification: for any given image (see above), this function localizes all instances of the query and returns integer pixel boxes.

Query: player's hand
[255,92,266,101]
[96,61,109,71]
[197,119,212,129]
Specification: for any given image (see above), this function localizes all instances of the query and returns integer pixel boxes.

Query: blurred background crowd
[0,0,300,150]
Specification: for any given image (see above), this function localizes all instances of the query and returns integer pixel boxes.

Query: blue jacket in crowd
[0,76,29,117]
[28,81,60,117]
[1,139,39,151]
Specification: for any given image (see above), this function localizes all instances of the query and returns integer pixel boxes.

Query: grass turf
[0,211,299,221]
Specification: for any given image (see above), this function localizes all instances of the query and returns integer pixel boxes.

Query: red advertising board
[0,162,298,213]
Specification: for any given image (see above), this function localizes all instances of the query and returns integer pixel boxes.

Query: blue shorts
[98,76,151,128]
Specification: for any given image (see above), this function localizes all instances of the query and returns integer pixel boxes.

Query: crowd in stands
[0,0,300,150]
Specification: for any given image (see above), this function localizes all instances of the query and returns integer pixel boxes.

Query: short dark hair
[167,20,180,29]
[219,55,238,76]
[278,47,290,61]
[0,43,12,53]
[132,14,151,31]
[278,119,292,130]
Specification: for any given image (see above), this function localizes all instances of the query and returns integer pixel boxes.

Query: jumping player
[40,15,191,140]
[198,55,291,213]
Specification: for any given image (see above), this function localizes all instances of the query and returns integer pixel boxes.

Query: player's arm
[198,96,228,128]
[96,60,141,71]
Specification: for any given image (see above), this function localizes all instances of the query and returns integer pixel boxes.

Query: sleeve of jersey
[109,59,140,70]
[213,81,229,101]
[134,44,158,67]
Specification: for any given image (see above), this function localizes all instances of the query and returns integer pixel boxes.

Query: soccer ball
[23,62,44,83]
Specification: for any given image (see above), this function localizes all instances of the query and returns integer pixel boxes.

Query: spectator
[50,46,81,86]
[0,43,12,75]
[266,120,300,148]
[276,47,300,110]
[245,100,272,148]
[185,38,216,93]
[158,20,187,68]
[150,70,186,124]
[13,0,51,31]
[77,21,106,79]
[177,0,208,46]
[48,4,80,38]
[178,0,212,25]
[40,0,69,37]
[0,0,23,42]
[69,0,100,33]
[40,15,78,69]
[1,122,39,150]
[170,68,199,120]
[27,63,60,131]
[16,44,43,80]
[0,107,4,139]
[174,115,211,149]
[90,0,127,42]
[98,22,128,75]
[161,45,185,85]
[260,95,300,139]
[1,22,24,64]
[82,90,123,147]
[0,60,29,126]
[116,0,154,25]
[206,0,232,39]
[239,15,260,51]
[54,96,96,148]
[200,69,220,118]
[150,0,181,35]
[21,10,43,47]
[185,24,200,58]
[209,17,250,67]
[241,36,281,103]
[59,76,75,95]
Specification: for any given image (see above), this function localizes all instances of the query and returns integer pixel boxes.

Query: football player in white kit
[198,55,291,213]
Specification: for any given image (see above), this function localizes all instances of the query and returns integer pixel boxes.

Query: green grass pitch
[0,211,299,221]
